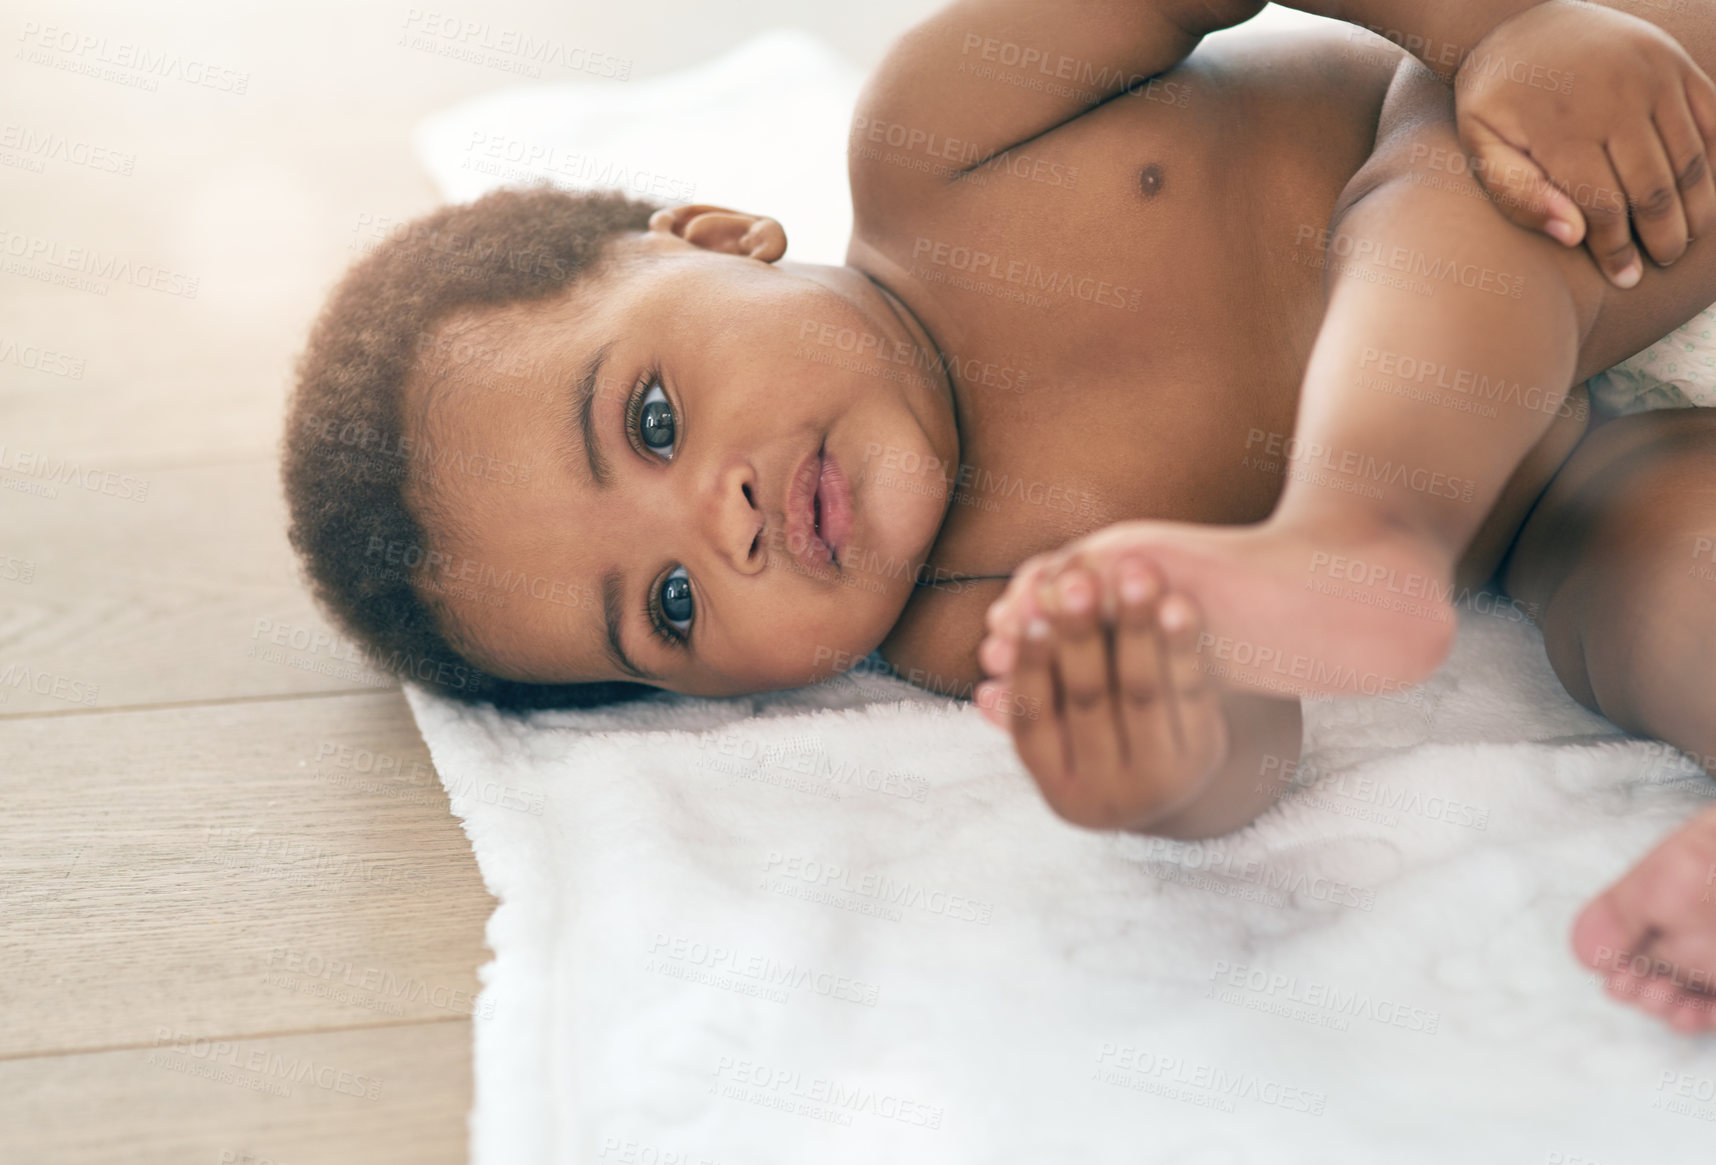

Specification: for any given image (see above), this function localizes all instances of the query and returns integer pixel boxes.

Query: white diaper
[1585,302,1716,415]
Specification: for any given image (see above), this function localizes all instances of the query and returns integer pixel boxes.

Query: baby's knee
[1328,63,1601,335]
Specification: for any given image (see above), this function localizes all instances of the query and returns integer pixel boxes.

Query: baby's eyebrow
[567,343,612,490]
[601,568,664,683]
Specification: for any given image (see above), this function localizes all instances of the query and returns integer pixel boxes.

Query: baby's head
[283,186,958,707]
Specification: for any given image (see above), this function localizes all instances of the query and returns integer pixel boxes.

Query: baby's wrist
[1452,0,1560,79]
[1386,0,1545,89]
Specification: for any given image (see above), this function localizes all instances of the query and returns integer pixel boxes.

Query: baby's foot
[982,516,1457,700]
[1574,802,1716,1034]
[975,556,1228,831]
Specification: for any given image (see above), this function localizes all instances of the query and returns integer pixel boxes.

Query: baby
[284,0,1716,1033]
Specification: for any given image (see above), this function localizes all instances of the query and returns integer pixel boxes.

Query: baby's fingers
[1458,114,1584,247]
[1558,143,1640,287]
[1609,119,1689,269]
[1655,83,1716,245]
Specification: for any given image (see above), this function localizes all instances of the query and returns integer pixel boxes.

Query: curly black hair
[282,184,662,710]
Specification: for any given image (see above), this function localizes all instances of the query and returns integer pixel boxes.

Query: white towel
[406,20,1716,1164]
[408,609,1716,1165]
[410,27,862,266]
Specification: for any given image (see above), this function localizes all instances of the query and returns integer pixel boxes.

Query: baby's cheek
[745,599,883,684]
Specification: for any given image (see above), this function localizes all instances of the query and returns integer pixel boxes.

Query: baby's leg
[989,60,1610,698]
[1502,407,1716,1031]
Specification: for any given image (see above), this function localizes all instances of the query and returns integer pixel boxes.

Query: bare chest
[861,35,1399,680]
[861,33,1400,679]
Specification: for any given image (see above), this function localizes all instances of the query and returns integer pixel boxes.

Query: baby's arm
[870,0,1716,282]
[852,0,1268,219]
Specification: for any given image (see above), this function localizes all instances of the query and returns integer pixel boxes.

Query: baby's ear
[647,205,786,261]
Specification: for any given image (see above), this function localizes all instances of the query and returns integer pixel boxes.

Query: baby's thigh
[1502,407,1716,731]
[1580,234,1716,382]
[1332,55,1600,320]
[1561,0,1716,375]
[1347,45,1716,385]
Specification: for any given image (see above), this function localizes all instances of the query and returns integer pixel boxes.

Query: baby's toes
[1571,892,1635,976]
[1577,808,1716,1029]
[1008,615,1068,792]
[1045,564,1123,779]
[1159,592,1227,770]
[1610,971,1716,1030]
[987,552,1061,637]
[1605,969,1681,1019]
[983,556,1060,675]
[1110,558,1174,763]
[1670,998,1716,1034]
[978,630,1015,679]
[1653,924,1716,1002]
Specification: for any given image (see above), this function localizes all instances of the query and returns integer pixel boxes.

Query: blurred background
[0,2,933,1161]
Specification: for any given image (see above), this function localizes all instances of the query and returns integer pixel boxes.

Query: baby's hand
[1455,0,1716,286]
[975,555,1227,831]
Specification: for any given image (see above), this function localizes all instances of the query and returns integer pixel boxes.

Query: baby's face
[402,217,958,697]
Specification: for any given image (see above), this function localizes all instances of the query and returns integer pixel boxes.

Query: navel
[1138,162,1165,199]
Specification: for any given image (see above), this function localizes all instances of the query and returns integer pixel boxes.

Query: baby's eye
[659,566,693,633]
[637,382,676,459]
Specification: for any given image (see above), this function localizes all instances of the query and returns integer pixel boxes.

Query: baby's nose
[709,460,764,574]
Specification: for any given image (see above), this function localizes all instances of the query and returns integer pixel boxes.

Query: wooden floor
[0,4,515,1157]
[0,3,927,1160]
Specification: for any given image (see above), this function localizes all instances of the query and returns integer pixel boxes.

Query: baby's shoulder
[843,0,1220,240]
